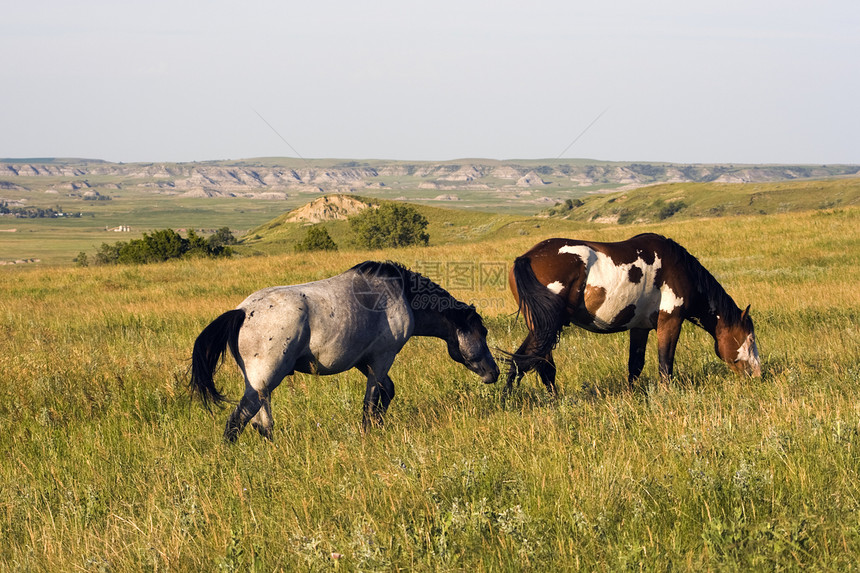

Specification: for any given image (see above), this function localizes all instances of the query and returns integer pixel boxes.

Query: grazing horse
[506,233,761,394]
[190,261,499,441]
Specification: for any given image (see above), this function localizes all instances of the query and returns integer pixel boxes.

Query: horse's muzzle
[733,360,762,378]
[481,365,501,384]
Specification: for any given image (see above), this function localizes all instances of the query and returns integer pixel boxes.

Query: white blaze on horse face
[736,332,761,375]
[546,281,564,294]
[558,244,663,329]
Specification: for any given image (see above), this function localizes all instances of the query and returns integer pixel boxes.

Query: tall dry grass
[1,208,858,570]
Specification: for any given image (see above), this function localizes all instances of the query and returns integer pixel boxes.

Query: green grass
[1,207,859,570]
[549,177,860,224]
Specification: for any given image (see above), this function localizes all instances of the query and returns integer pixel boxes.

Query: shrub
[350,203,429,249]
[547,198,584,216]
[295,225,338,252]
[206,227,238,251]
[92,228,234,265]
[658,201,687,220]
[74,252,89,267]
[616,209,636,225]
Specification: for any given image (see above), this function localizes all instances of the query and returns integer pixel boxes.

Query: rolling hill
[541,177,860,224]
[239,177,860,255]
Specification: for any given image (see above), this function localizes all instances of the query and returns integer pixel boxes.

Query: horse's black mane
[650,234,743,325]
[351,261,480,328]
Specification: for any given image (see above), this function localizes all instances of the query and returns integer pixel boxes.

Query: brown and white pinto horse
[506,233,761,394]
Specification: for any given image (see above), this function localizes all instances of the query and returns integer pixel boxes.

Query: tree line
[1,202,83,218]
[76,227,236,266]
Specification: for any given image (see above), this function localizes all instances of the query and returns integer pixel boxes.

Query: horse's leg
[249,392,273,440]
[534,350,557,396]
[359,361,397,431]
[362,377,382,432]
[504,331,537,394]
[628,328,650,387]
[245,366,289,441]
[378,375,396,415]
[229,338,293,442]
[358,364,383,432]
[224,388,263,442]
[656,315,683,381]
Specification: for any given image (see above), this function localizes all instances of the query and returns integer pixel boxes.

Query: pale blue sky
[2,0,858,164]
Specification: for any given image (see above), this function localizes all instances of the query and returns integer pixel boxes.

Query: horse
[506,233,761,395]
[189,261,499,441]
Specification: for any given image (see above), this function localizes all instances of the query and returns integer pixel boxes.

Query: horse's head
[716,305,762,377]
[446,308,500,384]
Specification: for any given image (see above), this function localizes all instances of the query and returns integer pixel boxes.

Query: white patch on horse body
[546,280,564,294]
[559,243,663,329]
[659,284,684,313]
[559,244,596,265]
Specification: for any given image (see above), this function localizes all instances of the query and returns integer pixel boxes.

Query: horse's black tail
[511,256,566,372]
[189,309,245,410]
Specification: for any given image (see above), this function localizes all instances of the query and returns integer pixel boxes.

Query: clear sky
[2,0,858,164]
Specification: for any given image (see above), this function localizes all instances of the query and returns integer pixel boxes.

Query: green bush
[294,225,338,252]
[547,198,584,217]
[73,251,89,267]
[206,226,239,251]
[93,228,234,265]
[349,203,429,249]
[658,200,687,220]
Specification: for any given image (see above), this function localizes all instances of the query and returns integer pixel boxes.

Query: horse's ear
[741,304,750,321]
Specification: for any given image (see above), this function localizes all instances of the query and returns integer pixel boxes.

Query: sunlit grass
[1,207,858,570]
[557,177,860,224]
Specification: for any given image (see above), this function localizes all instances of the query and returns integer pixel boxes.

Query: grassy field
[0,194,295,266]
[1,206,859,570]
[547,177,860,224]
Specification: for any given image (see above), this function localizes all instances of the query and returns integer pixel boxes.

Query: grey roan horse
[189,261,499,441]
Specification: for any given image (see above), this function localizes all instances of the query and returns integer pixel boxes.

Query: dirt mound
[284,194,371,223]
[516,171,548,187]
